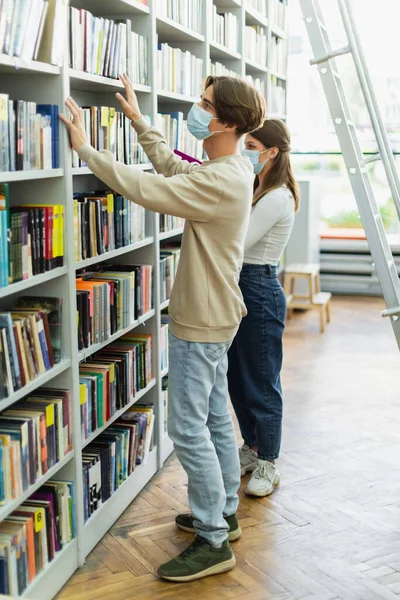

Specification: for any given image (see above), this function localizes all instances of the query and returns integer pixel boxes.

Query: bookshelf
[0,0,288,597]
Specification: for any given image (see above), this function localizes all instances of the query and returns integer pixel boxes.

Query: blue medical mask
[187,103,224,140]
[241,148,269,175]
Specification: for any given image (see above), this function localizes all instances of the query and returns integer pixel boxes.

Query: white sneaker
[245,460,280,497]
[239,444,258,477]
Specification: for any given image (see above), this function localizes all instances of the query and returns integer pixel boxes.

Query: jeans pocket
[204,341,230,362]
[273,289,287,322]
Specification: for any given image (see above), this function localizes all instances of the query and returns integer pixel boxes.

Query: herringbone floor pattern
[59,296,400,600]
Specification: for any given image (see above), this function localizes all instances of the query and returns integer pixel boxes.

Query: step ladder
[298,0,400,349]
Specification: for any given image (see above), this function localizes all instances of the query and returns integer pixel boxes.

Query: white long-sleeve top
[244,186,295,266]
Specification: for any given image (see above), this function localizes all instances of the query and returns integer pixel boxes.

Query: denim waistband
[242,263,277,277]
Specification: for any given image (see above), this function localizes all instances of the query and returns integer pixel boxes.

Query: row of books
[247,0,268,17]
[211,9,238,53]
[80,333,152,442]
[76,265,153,351]
[0,187,64,288]
[0,96,59,172]
[0,388,72,505]
[160,214,184,234]
[245,25,267,67]
[156,112,203,161]
[83,404,154,522]
[210,61,238,79]
[156,0,202,34]
[157,43,203,98]
[0,0,67,66]
[73,192,146,264]
[161,376,168,437]
[0,479,75,596]
[160,245,180,304]
[160,322,168,374]
[270,77,286,116]
[270,36,287,74]
[69,9,148,86]
[0,297,62,401]
[269,0,287,31]
[72,108,150,169]
[247,75,265,96]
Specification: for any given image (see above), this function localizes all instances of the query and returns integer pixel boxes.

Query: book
[156,43,203,97]
[245,25,268,68]
[155,0,202,34]
[17,297,62,364]
[157,112,203,161]
[72,108,151,169]
[73,191,146,263]
[0,478,74,594]
[211,9,238,52]
[0,97,60,173]
[69,9,148,85]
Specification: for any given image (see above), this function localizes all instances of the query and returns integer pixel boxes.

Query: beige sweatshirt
[77,117,254,343]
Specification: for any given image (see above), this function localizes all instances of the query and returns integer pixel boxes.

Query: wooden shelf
[70,0,149,16]
[22,539,78,600]
[69,70,151,93]
[75,237,154,270]
[0,267,67,300]
[159,227,184,241]
[160,299,170,311]
[210,42,241,61]
[0,359,72,411]
[245,5,268,27]
[0,169,64,183]
[158,90,199,104]
[245,59,269,74]
[156,16,205,42]
[0,54,60,75]
[0,451,74,522]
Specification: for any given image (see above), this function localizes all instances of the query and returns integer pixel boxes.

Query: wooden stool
[284,263,332,333]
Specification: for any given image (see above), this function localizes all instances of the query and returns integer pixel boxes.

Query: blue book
[0,313,21,390]
[0,554,9,594]
[36,105,59,168]
[0,212,6,287]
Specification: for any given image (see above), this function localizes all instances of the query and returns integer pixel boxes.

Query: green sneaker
[175,513,242,542]
[158,536,236,582]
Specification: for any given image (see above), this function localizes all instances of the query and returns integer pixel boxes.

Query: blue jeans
[168,332,240,547]
[227,264,286,461]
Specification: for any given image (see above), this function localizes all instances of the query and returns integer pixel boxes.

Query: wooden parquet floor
[58,296,400,600]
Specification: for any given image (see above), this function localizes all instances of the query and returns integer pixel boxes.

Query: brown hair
[204,75,265,136]
[252,119,300,211]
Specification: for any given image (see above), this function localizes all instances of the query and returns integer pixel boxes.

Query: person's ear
[268,147,279,159]
[223,122,237,134]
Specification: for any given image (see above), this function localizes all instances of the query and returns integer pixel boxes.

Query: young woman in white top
[227,119,300,497]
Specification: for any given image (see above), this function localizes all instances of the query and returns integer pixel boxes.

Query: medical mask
[241,148,269,175]
[187,103,224,140]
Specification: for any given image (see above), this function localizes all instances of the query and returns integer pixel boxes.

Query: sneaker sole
[159,555,236,582]
[245,475,280,498]
[176,523,242,542]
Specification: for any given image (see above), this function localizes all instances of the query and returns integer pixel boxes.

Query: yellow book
[59,203,64,264]
[73,200,79,262]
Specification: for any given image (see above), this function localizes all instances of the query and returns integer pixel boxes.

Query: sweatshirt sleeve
[77,144,222,222]
[132,117,199,177]
[244,189,290,251]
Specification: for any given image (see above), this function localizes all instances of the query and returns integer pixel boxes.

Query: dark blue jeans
[227,264,286,461]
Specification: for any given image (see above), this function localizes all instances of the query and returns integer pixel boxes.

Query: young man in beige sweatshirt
[60,74,265,582]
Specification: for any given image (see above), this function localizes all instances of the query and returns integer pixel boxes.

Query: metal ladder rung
[364,153,381,164]
[310,44,351,65]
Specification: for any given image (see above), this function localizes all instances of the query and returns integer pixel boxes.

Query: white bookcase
[0,0,288,597]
